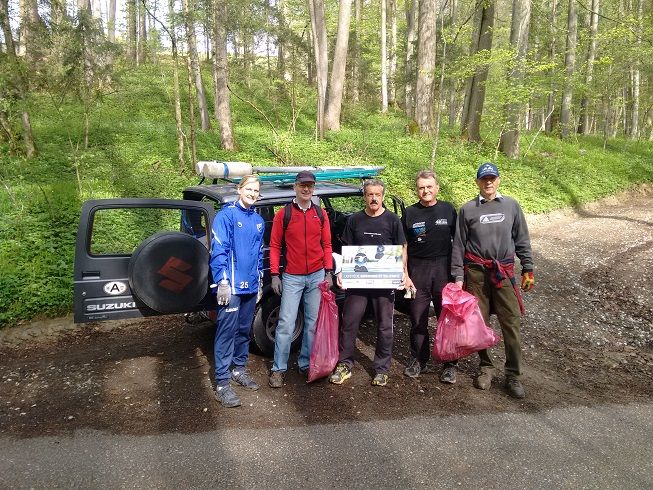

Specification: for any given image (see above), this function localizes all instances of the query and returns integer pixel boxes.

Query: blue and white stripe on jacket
[210,201,265,295]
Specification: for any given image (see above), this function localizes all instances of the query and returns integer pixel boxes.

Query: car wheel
[128,231,209,313]
[251,294,304,357]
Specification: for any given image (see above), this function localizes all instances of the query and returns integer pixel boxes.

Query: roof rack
[195,161,383,184]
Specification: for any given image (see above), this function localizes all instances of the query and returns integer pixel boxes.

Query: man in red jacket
[268,171,333,388]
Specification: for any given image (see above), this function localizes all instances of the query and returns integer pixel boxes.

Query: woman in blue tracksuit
[210,175,265,408]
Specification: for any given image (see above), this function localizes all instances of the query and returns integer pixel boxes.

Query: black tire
[251,294,304,357]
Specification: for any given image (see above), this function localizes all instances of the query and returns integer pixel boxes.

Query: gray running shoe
[404,358,422,378]
[231,369,260,391]
[440,365,457,384]
[215,385,241,408]
[505,377,526,399]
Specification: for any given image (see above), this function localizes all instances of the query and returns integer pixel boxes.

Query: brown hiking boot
[474,369,494,390]
[268,371,284,388]
[505,377,526,399]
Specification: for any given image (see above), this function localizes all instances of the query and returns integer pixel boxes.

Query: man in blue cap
[451,163,534,398]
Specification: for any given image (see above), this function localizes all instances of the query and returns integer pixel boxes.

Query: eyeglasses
[296,182,315,188]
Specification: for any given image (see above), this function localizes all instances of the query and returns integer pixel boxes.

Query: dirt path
[1,186,652,437]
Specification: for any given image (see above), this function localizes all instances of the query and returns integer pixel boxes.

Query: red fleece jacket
[269,203,333,275]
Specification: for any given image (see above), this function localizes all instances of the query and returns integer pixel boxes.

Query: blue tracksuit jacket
[210,201,265,295]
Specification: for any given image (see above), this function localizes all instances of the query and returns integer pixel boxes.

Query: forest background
[0,0,652,326]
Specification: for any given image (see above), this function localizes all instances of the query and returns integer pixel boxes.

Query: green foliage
[0,61,652,327]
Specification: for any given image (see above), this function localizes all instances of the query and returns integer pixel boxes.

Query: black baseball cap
[295,171,316,183]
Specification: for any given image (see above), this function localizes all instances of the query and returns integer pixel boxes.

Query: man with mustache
[330,178,407,387]
[451,163,534,398]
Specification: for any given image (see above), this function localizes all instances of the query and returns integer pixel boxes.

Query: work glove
[521,272,535,291]
[272,275,283,296]
[216,280,231,306]
[324,271,334,289]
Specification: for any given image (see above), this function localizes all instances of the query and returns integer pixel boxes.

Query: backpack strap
[282,202,324,231]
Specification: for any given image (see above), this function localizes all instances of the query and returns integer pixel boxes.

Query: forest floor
[1,186,652,437]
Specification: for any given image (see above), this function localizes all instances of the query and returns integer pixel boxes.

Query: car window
[325,195,365,213]
[90,208,202,255]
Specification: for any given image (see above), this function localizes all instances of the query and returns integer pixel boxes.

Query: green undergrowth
[1,61,652,326]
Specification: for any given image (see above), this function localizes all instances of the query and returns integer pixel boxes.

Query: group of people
[208,163,534,408]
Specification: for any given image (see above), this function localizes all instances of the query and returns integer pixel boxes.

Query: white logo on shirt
[435,218,448,225]
[257,223,263,232]
[480,213,505,224]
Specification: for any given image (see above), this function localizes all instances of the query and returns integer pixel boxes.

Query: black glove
[216,280,231,306]
[324,271,334,288]
[272,275,283,296]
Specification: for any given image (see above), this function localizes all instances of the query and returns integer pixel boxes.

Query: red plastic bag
[308,281,340,383]
[432,283,501,362]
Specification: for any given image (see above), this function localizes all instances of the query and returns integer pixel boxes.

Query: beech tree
[461,0,495,142]
[324,0,352,131]
[404,0,418,118]
[380,0,388,112]
[415,0,436,133]
[559,0,577,138]
[182,0,211,131]
[308,0,328,139]
[1,0,37,157]
[499,0,531,158]
[212,0,235,149]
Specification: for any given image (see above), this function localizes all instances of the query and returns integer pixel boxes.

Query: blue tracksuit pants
[214,293,257,386]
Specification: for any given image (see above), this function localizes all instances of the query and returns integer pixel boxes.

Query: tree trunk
[578,0,598,134]
[447,0,458,128]
[499,0,531,158]
[380,0,388,113]
[166,0,185,169]
[325,0,353,131]
[138,0,147,65]
[545,0,558,134]
[388,0,397,107]
[461,0,494,142]
[91,0,102,25]
[186,57,198,167]
[404,0,419,118]
[351,0,362,102]
[108,0,116,42]
[630,0,642,139]
[560,0,577,138]
[19,0,41,61]
[212,0,235,150]
[183,0,211,130]
[415,0,436,133]
[277,0,292,82]
[308,0,328,140]
[1,0,37,157]
[127,0,138,63]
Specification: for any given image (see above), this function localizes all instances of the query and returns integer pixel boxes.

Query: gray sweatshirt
[451,194,533,282]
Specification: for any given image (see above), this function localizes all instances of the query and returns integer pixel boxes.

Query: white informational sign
[340,245,404,289]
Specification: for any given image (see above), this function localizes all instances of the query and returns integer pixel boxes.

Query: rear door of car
[74,199,215,323]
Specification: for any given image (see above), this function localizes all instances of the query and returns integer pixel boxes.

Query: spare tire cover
[128,231,210,313]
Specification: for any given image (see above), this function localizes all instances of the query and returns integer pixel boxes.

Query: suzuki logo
[158,257,194,293]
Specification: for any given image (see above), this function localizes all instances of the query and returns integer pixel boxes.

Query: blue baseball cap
[476,162,500,179]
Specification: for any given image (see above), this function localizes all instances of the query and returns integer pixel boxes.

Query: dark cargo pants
[407,256,448,365]
[465,266,523,379]
[338,289,395,374]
